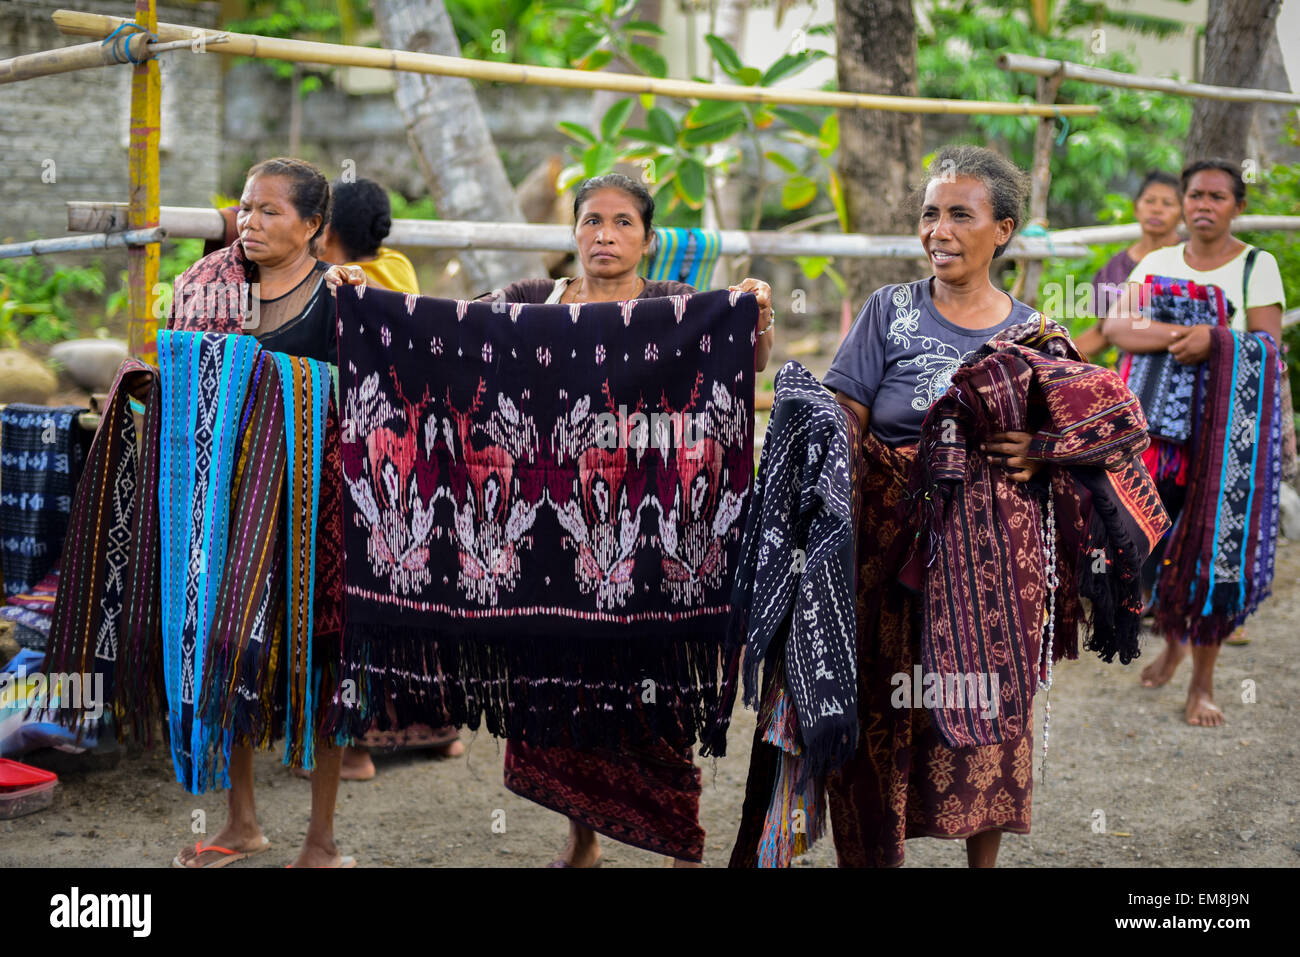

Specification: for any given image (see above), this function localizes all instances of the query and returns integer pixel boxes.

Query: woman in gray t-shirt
[824,276,1037,445]
[826,150,1042,469]
[822,145,1050,869]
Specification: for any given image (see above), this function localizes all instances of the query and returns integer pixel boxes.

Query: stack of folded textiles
[0,568,61,651]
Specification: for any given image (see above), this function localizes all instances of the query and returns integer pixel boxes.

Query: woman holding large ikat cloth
[328,173,774,866]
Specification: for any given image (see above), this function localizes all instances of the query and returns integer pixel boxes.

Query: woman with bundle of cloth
[727,145,1166,868]
[1104,159,1288,726]
[166,156,351,867]
[327,172,775,867]
[1074,170,1183,357]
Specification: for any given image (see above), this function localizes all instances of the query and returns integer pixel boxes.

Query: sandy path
[4,540,1296,869]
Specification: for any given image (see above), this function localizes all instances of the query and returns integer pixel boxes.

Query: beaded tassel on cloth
[1039,493,1058,781]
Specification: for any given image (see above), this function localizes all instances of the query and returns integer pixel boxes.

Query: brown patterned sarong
[825,432,1031,867]
[504,738,705,863]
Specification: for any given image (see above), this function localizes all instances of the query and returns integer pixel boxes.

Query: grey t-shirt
[823,278,1037,444]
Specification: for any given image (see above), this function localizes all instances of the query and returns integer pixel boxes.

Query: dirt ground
[3,533,1296,869]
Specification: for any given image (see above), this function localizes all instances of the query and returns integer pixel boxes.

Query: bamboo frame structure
[998,53,1300,106]
[65,202,1300,249]
[64,202,1090,260]
[126,0,161,364]
[1050,217,1300,245]
[52,9,1098,117]
[1001,50,1298,306]
[0,31,228,85]
[0,228,166,261]
[0,34,150,85]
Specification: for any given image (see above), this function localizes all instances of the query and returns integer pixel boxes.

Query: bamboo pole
[0,34,149,84]
[1051,217,1300,245]
[998,53,1300,106]
[0,32,228,85]
[0,228,166,261]
[126,0,161,364]
[62,203,1090,260]
[51,9,1098,117]
[67,202,226,239]
[1014,72,1065,307]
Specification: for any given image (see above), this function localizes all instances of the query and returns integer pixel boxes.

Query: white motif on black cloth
[339,287,756,626]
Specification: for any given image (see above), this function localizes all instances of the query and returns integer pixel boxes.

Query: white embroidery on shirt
[887,284,966,411]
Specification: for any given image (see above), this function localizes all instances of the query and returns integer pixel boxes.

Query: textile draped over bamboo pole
[50,9,1098,118]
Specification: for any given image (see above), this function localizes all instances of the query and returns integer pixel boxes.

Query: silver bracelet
[757,309,776,336]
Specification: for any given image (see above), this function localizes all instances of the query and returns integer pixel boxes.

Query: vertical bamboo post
[1013,71,1063,307]
[127,0,161,363]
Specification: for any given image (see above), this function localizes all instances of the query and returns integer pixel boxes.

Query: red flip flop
[173,835,271,869]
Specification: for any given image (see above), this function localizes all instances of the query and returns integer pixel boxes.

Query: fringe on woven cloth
[1154,329,1282,646]
[1072,466,1148,665]
[756,670,826,868]
[41,359,164,746]
[195,352,337,773]
[321,623,723,751]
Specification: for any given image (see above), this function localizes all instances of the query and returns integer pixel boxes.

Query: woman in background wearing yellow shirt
[318,178,420,295]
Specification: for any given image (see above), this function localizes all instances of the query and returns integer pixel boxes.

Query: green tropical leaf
[795,255,830,279]
[736,66,763,86]
[583,142,616,178]
[781,176,818,210]
[647,107,678,145]
[704,34,744,76]
[557,163,588,193]
[827,169,849,231]
[764,150,799,174]
[685,99,745,127]
[819,113,839,154]
[557,122,598,145]
[760,50,828,87]
[600,98,635,141]
[627,43,668,78]
[773,106,822,137]
[623,20,665,36]
[566,29,604,64]
[581,49,614,71]
[680,117,747,147]
[675,158,707,207]
[623,127,669,147]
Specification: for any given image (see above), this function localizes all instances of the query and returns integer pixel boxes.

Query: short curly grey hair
[913,145,1031,259]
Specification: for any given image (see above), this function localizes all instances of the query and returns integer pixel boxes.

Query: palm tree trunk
[373,0,546,292]
[834,0,922,306]
[1185,0,1283,165]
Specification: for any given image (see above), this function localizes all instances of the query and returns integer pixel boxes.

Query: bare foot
[1140,640,1187,688]
[549,823,601,867]
[289,834,351,868]
[433,738,465,759]
[340,746,376,781]
[174,823,267,868]
[1185,689,1224,727]
[290,747,376,781]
